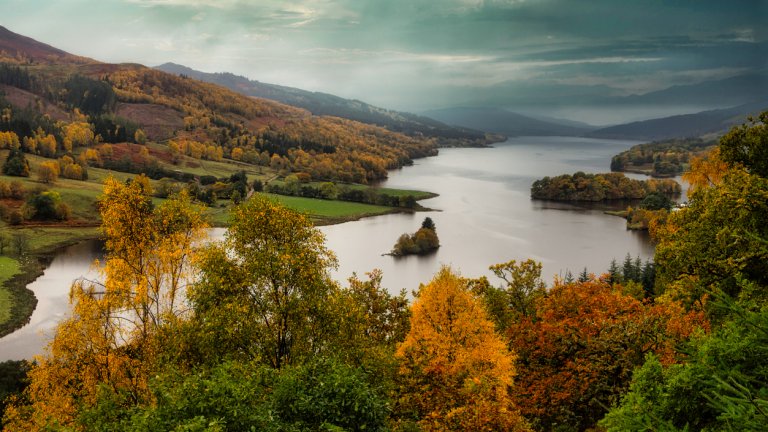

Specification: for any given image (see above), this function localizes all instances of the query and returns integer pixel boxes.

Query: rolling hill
[155,62,494,146]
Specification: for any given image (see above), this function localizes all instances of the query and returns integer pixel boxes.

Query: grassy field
[0,256,22,326]
[264,194,395,222]
[207,193,398,226]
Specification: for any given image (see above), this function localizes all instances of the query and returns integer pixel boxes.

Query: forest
[530,171,681,202]
[0,112,766,431]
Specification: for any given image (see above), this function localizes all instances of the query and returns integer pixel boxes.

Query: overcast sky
[2,0,765,115]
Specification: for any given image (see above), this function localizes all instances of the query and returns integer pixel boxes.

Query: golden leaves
[397,267,529,431]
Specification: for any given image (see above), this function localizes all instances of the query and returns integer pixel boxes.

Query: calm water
[0,240,104,360]
[320,136,655,294]
[0,136,658,360]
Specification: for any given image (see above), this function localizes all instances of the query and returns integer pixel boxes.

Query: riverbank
[0,186,436,339]
[0,226,100,338]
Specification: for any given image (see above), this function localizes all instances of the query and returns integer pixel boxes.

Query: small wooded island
[530,172,680,201]
[390,217,440,256]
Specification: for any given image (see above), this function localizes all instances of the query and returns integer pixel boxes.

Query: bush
[24,191,71,221]
[639,191,674,210]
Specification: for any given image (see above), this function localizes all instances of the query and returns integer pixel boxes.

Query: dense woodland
[0,112,765,431]
[530,171,681,201]
[610,137,717,177]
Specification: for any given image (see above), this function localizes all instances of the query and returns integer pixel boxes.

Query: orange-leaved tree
[3,176,207,431]
[508,276,707,431]
[396,267,530,431]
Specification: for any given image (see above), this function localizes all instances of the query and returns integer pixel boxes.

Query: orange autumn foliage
[508,277,707,431]
[396,267,530,432]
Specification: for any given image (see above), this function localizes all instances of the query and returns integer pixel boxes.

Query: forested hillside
[0,25,438,185]
[156,62,494,147]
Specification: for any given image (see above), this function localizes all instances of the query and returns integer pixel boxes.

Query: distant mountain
[612,73,768,108]
[421,107,594,137]
[155,62,493,146]
[587,101,767,141]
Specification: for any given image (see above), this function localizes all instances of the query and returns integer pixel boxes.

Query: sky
[1,0,766,121]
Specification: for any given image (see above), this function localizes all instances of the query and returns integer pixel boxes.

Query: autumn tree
[326,270,411,389]
[0,131,20,149]
[61,121,96,152]
[508,277,706,431]
[682,147,729,193]
[36,161,59,184]
[396,267,529,431]
[3,176,207,431]
[190,195,338,369]
[656,165,768,309]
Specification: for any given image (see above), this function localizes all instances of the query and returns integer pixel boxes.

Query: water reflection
[0,240,104,361]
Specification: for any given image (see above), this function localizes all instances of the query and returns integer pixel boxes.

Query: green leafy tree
[654,169,768,308]
[191,195,338,369]
[639,191,673,210]
[472,259,547,330]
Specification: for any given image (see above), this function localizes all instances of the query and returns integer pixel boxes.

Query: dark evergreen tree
[578,267,590,283]
[2,148,30,177]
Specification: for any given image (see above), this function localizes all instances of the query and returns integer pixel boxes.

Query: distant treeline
[531,172,680,201]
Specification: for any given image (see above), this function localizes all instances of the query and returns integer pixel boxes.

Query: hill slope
[156,62,492,146]
[421,107,593,137]
[0,26,439,184]
[0,26,91,64]
[587,101,767,141]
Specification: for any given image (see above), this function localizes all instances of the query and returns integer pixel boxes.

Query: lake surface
[320,136,655,294]
[0,136,658,360]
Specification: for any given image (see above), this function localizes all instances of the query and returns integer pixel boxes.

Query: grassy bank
[0,256,21,326]
[0,254,43,338]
